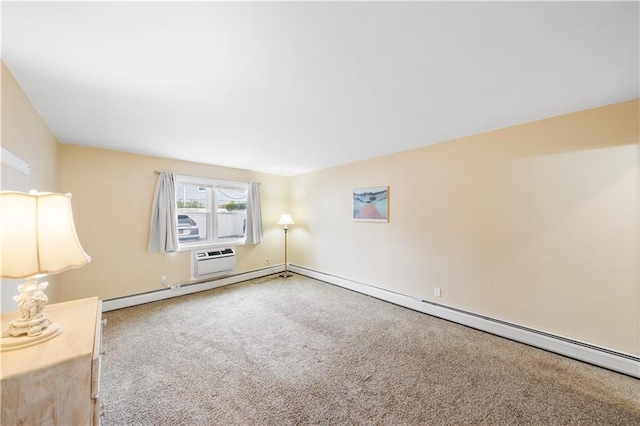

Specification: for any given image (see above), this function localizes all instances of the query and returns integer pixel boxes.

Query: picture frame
[353,186,389,222]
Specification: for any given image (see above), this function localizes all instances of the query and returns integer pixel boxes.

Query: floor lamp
[277,214,294,278]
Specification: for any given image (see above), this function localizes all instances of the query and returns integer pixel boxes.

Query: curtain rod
[153,170,260,185]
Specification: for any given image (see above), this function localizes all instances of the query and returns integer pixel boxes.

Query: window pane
[177,212,208,243]
[215,186,247,240]
[177,183,210,245]
[176,183,208,210]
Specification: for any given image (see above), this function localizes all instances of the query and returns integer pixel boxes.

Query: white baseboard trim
[289,265,640,379]
[102,265,283,312]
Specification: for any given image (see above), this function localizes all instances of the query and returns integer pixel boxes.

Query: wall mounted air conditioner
[192,248,236,279]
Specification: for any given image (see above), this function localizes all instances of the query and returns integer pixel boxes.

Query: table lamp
[0,191,91,351]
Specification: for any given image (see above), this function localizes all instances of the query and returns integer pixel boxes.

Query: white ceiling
[2,1,638,176]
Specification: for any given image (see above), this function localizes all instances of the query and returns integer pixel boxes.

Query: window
[176,176,248,249]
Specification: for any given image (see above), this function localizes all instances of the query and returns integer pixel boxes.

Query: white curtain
[148,172,178,252]
[244,182,263,244]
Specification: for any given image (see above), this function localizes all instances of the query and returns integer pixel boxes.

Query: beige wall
[57,145,288,302]
[3,57,638,355]
[1,62,60,310]
[288,100,639,356]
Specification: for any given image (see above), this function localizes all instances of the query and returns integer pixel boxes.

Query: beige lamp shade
[1,191,91,279]
[277,214,294,227]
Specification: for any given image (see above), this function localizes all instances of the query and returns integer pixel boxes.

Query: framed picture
[353,186,389,222]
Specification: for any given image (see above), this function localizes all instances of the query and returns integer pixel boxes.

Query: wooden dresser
[1,297,104,425]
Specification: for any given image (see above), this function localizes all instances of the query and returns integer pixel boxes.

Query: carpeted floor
[101,274,640,425]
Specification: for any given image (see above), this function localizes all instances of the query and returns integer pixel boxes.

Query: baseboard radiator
[192,248,236,279]
[288,264,640,379]
[103,265,284,312]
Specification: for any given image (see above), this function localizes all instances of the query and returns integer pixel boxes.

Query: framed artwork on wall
[353,186,389,222]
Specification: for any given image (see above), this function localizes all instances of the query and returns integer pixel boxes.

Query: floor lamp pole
[281,226,292,278]
[277,214,294,279]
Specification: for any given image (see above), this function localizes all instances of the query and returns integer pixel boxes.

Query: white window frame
[175,174,249,251]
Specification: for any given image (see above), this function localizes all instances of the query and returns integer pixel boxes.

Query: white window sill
[177,240,245,252]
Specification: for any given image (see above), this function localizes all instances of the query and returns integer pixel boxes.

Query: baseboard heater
[289,264,640,379]
[192,248,236,279]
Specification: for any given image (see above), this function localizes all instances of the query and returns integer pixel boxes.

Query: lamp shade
[1,191,91,279]
[277,214,294,226]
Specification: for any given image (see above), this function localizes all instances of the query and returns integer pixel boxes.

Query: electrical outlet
[434,287,441,297]
[161,275,168,286]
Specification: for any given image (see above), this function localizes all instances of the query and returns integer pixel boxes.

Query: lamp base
[4,312,53,337]
[1,277,62,352]
[0,322,62,352]
[279,271,294,279]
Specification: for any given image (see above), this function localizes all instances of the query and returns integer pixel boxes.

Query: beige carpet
[102,274,640,425]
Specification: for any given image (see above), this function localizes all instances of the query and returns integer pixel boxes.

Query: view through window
[176,177,248,248]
